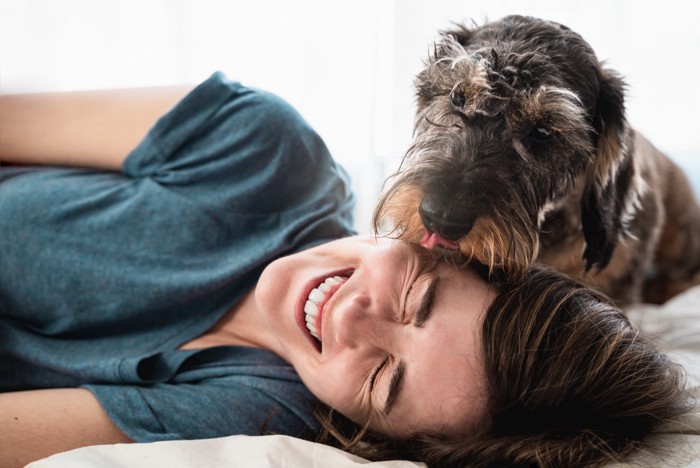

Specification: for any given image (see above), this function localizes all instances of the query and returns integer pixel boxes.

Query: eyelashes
[401,282,415,323]
[369,356,389,394]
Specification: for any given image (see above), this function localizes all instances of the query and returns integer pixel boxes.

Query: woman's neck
[178,288,271,351]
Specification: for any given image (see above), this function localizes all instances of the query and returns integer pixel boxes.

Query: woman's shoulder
[123,72,352,210]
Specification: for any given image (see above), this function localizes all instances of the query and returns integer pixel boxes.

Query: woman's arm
[0,86,192,171]
[0,388,133,467]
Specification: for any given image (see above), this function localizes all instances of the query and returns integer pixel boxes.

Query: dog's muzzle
[419,195,476,240]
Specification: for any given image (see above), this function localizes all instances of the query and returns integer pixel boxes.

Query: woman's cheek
[319,363,369,422]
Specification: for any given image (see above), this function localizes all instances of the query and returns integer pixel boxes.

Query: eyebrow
[383,276,439,415]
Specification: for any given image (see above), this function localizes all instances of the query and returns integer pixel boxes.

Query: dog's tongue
[420,231,459,250]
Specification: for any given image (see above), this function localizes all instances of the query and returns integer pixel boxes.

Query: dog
[373,15,700,305]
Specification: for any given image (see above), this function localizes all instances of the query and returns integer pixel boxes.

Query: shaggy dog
[373,15,700,305]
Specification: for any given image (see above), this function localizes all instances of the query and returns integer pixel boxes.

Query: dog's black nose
[419,196,475,240]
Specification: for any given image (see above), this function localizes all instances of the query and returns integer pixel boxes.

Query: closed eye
[400,282,415,323]
[369,356,389,395]
[369,355,404,416]
[402,275,440,327]
[370,276,438,417]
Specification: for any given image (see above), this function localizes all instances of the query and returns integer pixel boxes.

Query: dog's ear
[581,68,630,272]
[591,69,627,184]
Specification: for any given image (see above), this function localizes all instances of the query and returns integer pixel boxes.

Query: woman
[0,73,691,467]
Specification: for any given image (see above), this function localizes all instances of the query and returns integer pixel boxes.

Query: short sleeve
[123,71,355,219]
[84,347,320,442]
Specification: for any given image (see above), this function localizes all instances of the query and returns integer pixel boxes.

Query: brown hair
[316,265,692,467]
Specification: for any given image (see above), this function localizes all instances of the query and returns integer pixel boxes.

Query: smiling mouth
[304,275,349,347]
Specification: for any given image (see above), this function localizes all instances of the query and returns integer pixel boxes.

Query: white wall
[1,0,698,232]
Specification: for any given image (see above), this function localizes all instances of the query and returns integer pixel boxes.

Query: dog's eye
[449,90,466,110]
[529,125,554,141]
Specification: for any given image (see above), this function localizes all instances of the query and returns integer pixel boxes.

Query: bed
[28,286,700,467]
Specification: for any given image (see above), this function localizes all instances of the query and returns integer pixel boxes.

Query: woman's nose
[333,292,386,348]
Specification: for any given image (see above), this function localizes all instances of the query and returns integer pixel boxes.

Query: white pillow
[27,434,425,468]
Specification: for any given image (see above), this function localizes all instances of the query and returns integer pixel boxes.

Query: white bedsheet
[29,286,700,468]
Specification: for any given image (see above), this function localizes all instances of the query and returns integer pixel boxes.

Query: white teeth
[309,288,325,303]
[304,275,348,343]
[304,300,318,315]
[306,319,317,333]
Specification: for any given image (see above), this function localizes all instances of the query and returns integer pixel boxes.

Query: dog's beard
[373,175,540,280]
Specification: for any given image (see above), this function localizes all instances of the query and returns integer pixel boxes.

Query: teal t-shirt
[0,72,355,441]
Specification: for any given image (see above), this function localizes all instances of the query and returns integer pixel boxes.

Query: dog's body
[374,15,700,305]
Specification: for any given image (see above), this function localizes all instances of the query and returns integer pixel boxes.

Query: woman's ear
[580,68,631,272]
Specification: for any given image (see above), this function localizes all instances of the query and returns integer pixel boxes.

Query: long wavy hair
[315,265,692,467]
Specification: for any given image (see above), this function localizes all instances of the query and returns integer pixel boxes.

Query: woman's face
[256,236,496,437]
